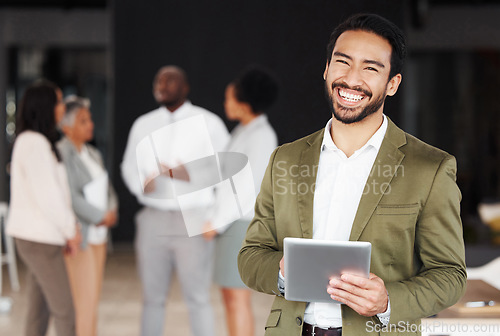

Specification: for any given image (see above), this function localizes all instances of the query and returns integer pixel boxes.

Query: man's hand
[161,163,190,182]
[142,161,190,194]
[279,257,285,277]
[143,174,156,193]
[202,222,218,241]
[327,273,388,317]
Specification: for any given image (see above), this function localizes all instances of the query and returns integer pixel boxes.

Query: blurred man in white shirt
[121,66,229,336]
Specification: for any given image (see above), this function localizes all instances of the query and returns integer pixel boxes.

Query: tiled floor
[0,243,274,336]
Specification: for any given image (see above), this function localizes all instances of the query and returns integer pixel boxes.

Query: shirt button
[296,317,302,326]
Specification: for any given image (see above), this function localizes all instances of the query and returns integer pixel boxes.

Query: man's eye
[336,60,349,65]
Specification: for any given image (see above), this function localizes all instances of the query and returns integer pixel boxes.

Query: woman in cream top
[7,80,79,336]
[8,131,76,244]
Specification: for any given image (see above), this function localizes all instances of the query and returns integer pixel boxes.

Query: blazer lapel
[62,137,93,184]
[349,118,407,241]
[297,130,323,239]
[87,145,104,168]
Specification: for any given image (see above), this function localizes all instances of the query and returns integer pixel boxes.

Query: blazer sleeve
[66,171,106,226]
[386,155,467,322]
[63,145,106,225]
[238,147,284,296]
[107,181,119,211]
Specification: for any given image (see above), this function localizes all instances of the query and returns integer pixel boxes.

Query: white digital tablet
[283,237,371,303]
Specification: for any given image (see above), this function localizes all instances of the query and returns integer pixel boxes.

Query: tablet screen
[284,237,371,303]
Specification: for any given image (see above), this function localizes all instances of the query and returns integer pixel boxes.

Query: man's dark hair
[326,13,407,79]
[232,65,279,114]
[16,79,62,161]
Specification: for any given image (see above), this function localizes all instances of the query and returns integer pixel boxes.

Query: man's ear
[323,62,329,81]
[386,74,402,97]
[183,83,190,98]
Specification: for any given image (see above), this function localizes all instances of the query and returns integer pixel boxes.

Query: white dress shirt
[210,114,278,233]
[78,145,108,245]
[303,115,390,328]
[121,101,229,211]
[7,131,76,245]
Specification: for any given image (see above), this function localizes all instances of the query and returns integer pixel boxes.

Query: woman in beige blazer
[57,96,118,336]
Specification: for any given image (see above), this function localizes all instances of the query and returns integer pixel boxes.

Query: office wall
[0,8,110,202]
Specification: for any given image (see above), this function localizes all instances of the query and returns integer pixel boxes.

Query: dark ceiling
[0,0,106,8]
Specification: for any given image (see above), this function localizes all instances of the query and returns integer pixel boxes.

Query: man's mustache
[332,82,372,98]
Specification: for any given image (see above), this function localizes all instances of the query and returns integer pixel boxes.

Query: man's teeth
[339,89,364,102]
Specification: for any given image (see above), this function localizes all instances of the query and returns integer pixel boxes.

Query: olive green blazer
[238,118,466,336]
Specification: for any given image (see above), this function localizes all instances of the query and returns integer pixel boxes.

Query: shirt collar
[62,136,87,156]
[240,114,267,130]
[251,113,268,126]
[158,100,192,118]
[231,114,268,138]
[79,144,89,156]
[321,114,388,155]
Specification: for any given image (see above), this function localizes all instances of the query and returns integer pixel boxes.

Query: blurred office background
[0,0,499,261]
[1,1,500,335]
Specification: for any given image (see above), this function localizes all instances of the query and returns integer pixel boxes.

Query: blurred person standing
[57,96,119,336]
[121,65,229,336]
[7,80,79,336]
[203,66,279,336]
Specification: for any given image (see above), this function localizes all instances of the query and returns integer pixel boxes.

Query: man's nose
[342,67,364,87]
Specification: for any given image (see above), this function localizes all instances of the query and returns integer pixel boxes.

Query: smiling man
[238,14,466,336]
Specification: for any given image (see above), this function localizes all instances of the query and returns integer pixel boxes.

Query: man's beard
[155,90,183,109]
[325,82,386,124]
